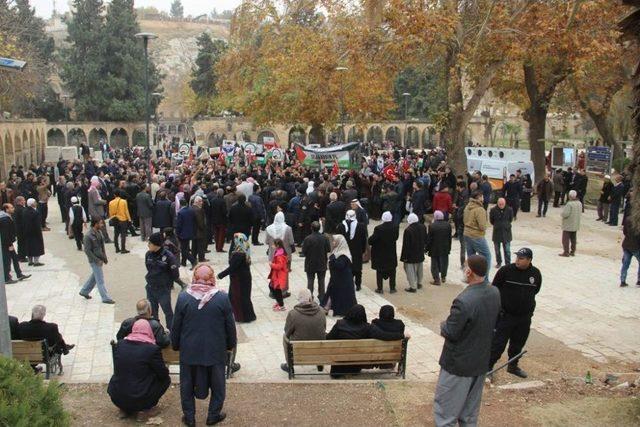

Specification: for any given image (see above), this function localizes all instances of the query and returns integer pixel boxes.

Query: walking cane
[487,350,527,376]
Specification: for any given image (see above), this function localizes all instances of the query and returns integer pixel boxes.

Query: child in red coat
[268,239,288,311]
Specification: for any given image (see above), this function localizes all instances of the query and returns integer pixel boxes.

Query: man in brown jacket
[463,191,492,269]
[535,174,554,218]
[36,176,51,231]
[281,288,326,373]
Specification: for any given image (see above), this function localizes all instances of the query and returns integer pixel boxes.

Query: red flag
[383,163,396,181]
[149,159,155,175]
[331,160,339,177]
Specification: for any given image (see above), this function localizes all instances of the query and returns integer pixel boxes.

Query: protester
[248,185,266,245]
[552,169,564,207]
[13,196,27,262]
[535,174,553,218]
[79,218,115,304]
[268,239,289,311]
[24,198,45,266]
[217,233,257,322]
[463,191,492,268]
[265,211,295,261]
[608,174,625,226]
[503,174,522,220]
[209,188,228,252]
[325,192,347,233]
[620,217,640,287]
[172,264,237,427]
[280,288,326,373]
[339,210,368,291]
[87,176,110,242]
[18,305,75,356]
[597,175,613,222]
[433,255,500,427]
[489,198,514,269]
[136,184,154,241]
[176,198,197,269]
[520,173,533,213]
[109,190,132,254]
[427,210,452,286]
[560,190,582,257]
[322,234,357,316]
[0,203,30,283]
[68,196,87,251]
[108,319,171,419]
[145,232,180,329]
[152,191,173,231]
[369,211,399,294]
[400,213,427,292]
[192,196,208,262]
[116,299,171,348]
[301,221,331,299]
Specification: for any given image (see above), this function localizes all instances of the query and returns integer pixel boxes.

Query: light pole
[403,92,410,147]
[61,94,70,122]
[336,66,348,144]
[151,92,162,145]
[135,32,158,149]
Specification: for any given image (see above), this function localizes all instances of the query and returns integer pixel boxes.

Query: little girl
[268,239,288,311]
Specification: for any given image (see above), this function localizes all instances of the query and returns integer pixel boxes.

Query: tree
[61,0,109,120]
[189,33,227,116]
[170,0,183,19]
[101,0,162,121]
[392,63,448,121]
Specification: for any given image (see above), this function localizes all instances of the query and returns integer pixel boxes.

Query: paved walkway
[5,200,640,382]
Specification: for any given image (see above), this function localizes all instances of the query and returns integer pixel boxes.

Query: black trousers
[251,219,262,244]
[353,269,362,290]
[195,238,207,262]
[306,270,326,299]
[180,238,196,267]
[553,191,561,207]
[112,375,171,414]
[2,247,22,281]
[38,202,48,227]
[59,202,68,223]
[507,198,520,218]
[179,364,226,422]
[270,285,284,306]
[113,221,128,251]
[72,224,83,250]
[537,198,549,216]
[376,269,396,291]
[489,313,532,369]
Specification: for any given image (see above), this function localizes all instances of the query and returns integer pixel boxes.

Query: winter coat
[427,220,452,257]
[599,181,614,204]
[553,173,565,192]
[284,302,326,341]
[268,251,289,289]
[561,200,582,232]
[136,191,154,219]
[368,221,399,271]
[622,217,640,252]
[400,222,427,263]
[176,206,196,240]
[432,191,453,214]
[339,221,368,271]
[463,198,488,239]
[152,199,174,229]
[536,179,554,201]
[301,231,330,272]
[489,206,513,243]
[23,207,44,257]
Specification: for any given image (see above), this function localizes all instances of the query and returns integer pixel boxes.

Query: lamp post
[402,92,410,147]
[135,32,158,149]
[151,92,162,145]
[61,94,70,122]
[335,66,348,144]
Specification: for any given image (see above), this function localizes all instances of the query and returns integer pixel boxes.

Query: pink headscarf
[187,264,219,309]
[125,319,156,345]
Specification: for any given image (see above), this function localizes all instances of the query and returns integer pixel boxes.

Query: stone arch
[88,128,108,148]
[366,126,383,144]
[168,124,177,134]
[308,125,325,146]
[132,129,146,147]
[422,127,436,148]
[347,126,365,143]
[385,126,401,144]
[177,124,186,134]
[47,128,66,146]
[239,130,251,142]
[405,126,420,148]
[14,131,22,166]
[328,126,345,144]
[257,130,277,145]
[110,128,129,148]
[68,128,87,146]
[288,126,306,147]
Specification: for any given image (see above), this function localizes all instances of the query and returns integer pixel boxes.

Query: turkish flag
[331,160,340,177]
[383,163,396,181]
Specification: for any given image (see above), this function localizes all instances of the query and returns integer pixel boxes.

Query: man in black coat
[152,191,174,230]
[608,175,625,226]
[400,213,427,292]
[228,194,254,237]
[209,189,227,252]
[368,211,399,293]
[0,204,30,283]
[411,181,429,223]
[301,221,331,299]
[116,299,171,348]
[340,210,368,291]
[23,198,45,266]
[13,196,27,262]
[489,198,514,268]
[427,210,452,286]
[434,255,500,426]
[172,269,237,426]
[503,174,522,220]
[324,192,346,234]
[18,305,74,355]
[145,233,180,329]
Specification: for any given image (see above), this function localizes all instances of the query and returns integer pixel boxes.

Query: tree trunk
[525,105,548,181]
[587,109,623,166]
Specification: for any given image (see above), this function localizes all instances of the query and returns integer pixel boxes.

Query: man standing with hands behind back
[433,255,500,427]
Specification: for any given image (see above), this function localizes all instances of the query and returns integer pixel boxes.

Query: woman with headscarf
[368,211,400,294]
[265,211,295,297]
[172,264,238,426]
[339,210,368,291]
[108,319,171,418]
[217,234,256,323]
[268,239,289,311]
[321,234,357,317]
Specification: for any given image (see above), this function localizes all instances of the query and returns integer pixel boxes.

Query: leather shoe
[507,365,528,378]
[120,249,130,254]
[280,363,289,373]
[79,292,92,299]
[206,412,226,425]
[102,299,116,304]
[404,288,416,293]
[18,274,31,280]
[33,262,45,267]
[231,362,241,373]
[5,279,18,284]
[182,415,195,427]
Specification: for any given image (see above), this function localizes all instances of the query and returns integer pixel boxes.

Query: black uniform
[489,263,542,370]
[145,248,180,329]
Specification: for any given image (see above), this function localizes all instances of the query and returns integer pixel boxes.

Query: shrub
[0,356,69,426]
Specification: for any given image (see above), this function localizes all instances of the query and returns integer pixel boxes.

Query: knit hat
[149,232,164,246]
[382,211,392,222]
[433,210,444,220]
[407,213,419,224]
[71,196,79,204]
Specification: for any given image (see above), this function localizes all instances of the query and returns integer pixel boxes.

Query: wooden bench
[285,338,409,379]
[110,341,237,379]
[11,339,57,379]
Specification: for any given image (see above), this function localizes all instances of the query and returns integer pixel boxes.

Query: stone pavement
[5,200,640,383]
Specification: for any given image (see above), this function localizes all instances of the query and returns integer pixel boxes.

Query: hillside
[46,17,229,119]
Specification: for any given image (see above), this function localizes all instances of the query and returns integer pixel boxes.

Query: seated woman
[108,319,171,419]
[326,304,404,378]
[371,305,405,336]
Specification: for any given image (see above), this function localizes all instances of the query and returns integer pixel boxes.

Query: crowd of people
[2,138,637,426]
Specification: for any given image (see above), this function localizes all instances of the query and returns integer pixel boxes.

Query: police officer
[145,232,180,330]
[488,247,541,379]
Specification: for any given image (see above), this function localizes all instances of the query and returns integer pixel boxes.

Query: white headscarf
[306,181,315,195]
[342,210,357,240]
[407,213,419,224]
[382,211,392,222]
[331,234,352,262]
[266,211,287,240]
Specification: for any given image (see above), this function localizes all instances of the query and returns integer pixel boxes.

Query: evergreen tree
[61,0,109,120]
[393,63,447,121]
[170,0,183,18]
[190,32,227,115]
[101,0,162,121]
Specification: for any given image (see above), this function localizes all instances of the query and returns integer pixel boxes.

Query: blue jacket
[171,291,237,366]
[145,248,179,289]
[176,206,196,240]
[248,194,266,221]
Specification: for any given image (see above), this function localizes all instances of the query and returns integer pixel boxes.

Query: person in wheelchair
[17,305,74,373]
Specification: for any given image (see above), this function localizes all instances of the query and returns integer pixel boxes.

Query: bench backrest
[290,339,404,365]
[12,340,45,362]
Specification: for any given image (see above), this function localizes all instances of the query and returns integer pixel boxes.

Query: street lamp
[135,32,158,149]
[403,92,410,147]
[336,66,348,144]
[61,94,70,122]
[151,92,162,145]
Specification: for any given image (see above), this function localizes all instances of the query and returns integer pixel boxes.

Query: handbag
[108,199,122,226]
